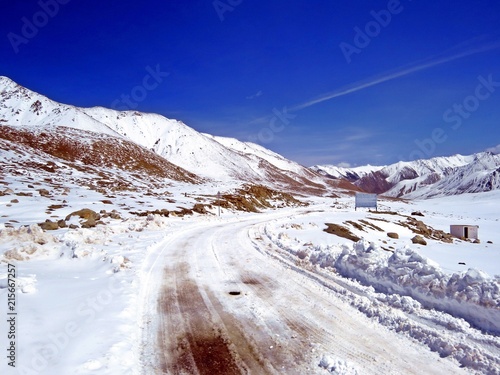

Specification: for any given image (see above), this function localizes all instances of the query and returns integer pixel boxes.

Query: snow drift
[335,240,500,334]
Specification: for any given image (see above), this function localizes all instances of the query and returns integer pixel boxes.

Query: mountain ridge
[314,152,500,198]
[0,76,351,196]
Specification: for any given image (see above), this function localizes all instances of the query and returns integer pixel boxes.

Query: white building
[450,225,479,240]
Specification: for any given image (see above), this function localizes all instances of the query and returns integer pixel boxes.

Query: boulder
[39,219,59,231]
[38,189,51,197]
[387,232,399,239]
[411,235,427,245]
[65,209,100,222]
[81,218,97,228]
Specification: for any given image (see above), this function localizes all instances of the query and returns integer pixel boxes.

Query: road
[140,210,464,374]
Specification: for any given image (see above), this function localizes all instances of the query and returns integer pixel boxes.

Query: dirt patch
[158,263,243,375]
[345,220,365,232]
[359,219,384,232]
[323,223,360,242]
[173,330,241,375]
[217,184,306,213]
[367,216,390,223]
[369,210,400,215]
[241,277,260,285]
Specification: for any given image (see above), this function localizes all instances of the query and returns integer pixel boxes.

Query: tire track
[151,210,464,374]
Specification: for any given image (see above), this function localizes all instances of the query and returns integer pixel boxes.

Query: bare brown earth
[323,223,361,242]
[0,125,199,183]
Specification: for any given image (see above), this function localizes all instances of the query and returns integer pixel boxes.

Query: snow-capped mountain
[310,164,384,182]
[0,76,346,195]
[314,153,500,198]
[0,76,119,137]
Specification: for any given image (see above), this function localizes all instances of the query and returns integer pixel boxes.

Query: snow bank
[0,224,60,261]
[335,240,500,333]
[319,355,360,375]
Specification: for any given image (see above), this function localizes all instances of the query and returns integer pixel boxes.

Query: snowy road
[140,210,465,375]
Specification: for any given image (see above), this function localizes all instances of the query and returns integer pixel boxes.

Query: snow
[2,192,499,374]
[311,164,385,179]
[319,355,360,375]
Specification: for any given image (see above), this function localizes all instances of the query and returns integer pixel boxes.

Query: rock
[38,189,51,197]
[57,220,67,228]
[414,220,431,236]
[1,188,14,196]
[69,224,79,229]
[81,218,97,228]
[192,204,208,214]
[16,192,33,197]
[473,239,481,244]
[10,199,19,204]
[411,235,427,245]
[387,232,399,239]
[39,220,59,231]
[487,241,493,244]
[109,211,121,220]
[411,211,424,216]
[65,209,100,222]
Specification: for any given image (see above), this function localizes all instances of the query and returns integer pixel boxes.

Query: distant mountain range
[2,75,498,200]
[313,152,500,199]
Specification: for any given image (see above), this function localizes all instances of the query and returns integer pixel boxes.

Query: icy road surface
[140,210,467,374]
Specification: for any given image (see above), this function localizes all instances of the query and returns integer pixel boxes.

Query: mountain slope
[0,76,119,137]
[311,164,384,182]
[0,76,348,195]
[0,125,199,187]
[314,153,500,198]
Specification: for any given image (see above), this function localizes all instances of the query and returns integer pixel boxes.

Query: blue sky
[1,0,500,167]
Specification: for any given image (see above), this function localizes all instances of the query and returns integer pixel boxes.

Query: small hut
[450,225,479,240]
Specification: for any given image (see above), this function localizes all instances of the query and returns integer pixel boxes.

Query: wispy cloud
[486,144,500,154]
[291,39,500,112]
[246,90,263,100]
[344,127,373,142]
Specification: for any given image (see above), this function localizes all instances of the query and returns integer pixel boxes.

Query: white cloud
[337,162,352,168]
[486,144,500,154]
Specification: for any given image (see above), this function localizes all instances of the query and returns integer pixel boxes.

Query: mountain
[0,76,352,195]
[0,76,119,136]
[311,164,384,182]
[314,153,500,198]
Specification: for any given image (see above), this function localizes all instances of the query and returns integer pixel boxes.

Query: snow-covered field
[1,191,499,374]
